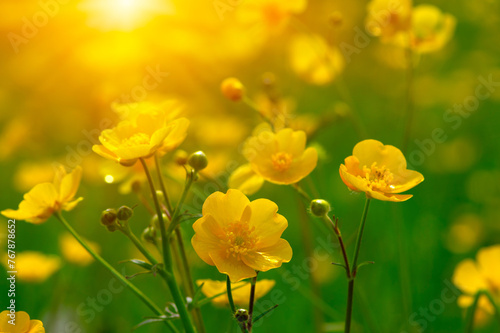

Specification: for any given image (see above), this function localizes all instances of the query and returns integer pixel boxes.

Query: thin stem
[175,227,206,333]
[247,275,258,333]
[227,275,236,313]
[167,169,195,236]
[351,198,371,274]
[465,291,482,333]
[402,38,414,154]
[323,215,351,279]
[140,158,197,333]
[345,197,371,333]
[484,290,500,329]
[54,212,178,333]
[155,154,173,214]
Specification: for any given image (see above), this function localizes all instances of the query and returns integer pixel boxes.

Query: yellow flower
[2,166,83,224]
[229,128,317,194]
[339,140,423,202]
[3,251,61,283]
[452,245,500,326]
[191,190,292,282]
[366,0,412,41]
[288,33,345,85]
[59,233,99,266]
[92,105,189,166]
[0,311,44,333]
[408,5,456,54]
[221,78,245,102]
[196,279,275,307]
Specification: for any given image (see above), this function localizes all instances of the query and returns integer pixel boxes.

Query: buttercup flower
[0,311,44,333]
[92,104,189,166]
[452,245,500,326]
[2,166,83,224]
[59,233,100,266]
[288,33,345,85]
[4,251,61,283]
[196,279,275,306]
[407,5,456,54]
[229,128,317,194]
[339,140,424,202]
[366,0,412,41]
[191,189,292,282]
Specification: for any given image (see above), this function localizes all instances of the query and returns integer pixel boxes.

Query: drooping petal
[366,190,413,202]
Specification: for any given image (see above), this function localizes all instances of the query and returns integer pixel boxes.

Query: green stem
[140,158,197,333]
[402,39,414,154]
[227,275,236,313]
[175,227,207,333]
[465,291,482,333]
[323,215,351,279]
[167,169,195,236]
[155,154,173,214]
[351,198,371,274]
[247,275,258,333]
[484,290,500,329]
[54,212,178,333]
[345,197,371,333]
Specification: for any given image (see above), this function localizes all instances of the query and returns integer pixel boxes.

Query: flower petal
[192,215,224,266]
[353,139,407,174]
[59,166,82,204]
[201,190,250,228]
[243,239,293,272]
[242,199,288,248]
[228,164,265,195]
[210,250,257,282]
[476,245,500,288]
[452,259,488,295]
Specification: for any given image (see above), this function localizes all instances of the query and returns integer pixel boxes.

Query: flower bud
[117,205,134,221]
[106,224,118,232]
[234,308,249,323]
[188,151,208,171]
[174,150,189,165]
[221,78,245,101]
[100,209,117,226]
[151,213,169,230]
[310,199,331,217]
[142,226,157,244]
[155,190,165,203]
[328,11,343,27]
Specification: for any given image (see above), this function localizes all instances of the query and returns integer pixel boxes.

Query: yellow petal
[2,183,58,224]
[209,250,257,282]
[27,319,45,333]
[228,164,265,195]
[160,117,190,152]
[477,245,500,288]
[58,166,82,204]
[353,139,408,175]
[192,216,224,266]
[243,238,293,272]
[366,190,413,202]
[201,190,250,228]
[242,199,288,248]
[452,259,488,295]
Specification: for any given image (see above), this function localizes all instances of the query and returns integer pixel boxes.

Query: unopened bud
[234,308,249,323]
[152,213,169,230]
[117,206,134,221]
[310,199,331,217]
[174,150,189,165]
[142,226,157,244]
[188,151,208,171]
[100,209,117,226]
[221,78,245,101]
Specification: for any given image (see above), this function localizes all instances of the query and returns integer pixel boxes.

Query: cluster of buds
[100,206,134,232]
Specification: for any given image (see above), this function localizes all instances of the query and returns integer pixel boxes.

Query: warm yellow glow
[79,0,174,31]
[104,175,115,183]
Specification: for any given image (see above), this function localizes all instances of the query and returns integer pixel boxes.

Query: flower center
[122,133,151,147]
[222,221,257,259]
[271,152,293,172]
[360,162,394,192]
[263,4,286,26]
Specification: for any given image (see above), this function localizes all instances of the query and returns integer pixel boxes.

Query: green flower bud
[106,224,118,232]
[117,205,134,221]
[310,199,331,217]
[188,151,208,171]
[151,213,169,230]
[234,308,249,323]
[141,226,157,244]
[155,190,165,203]
[100,208,117,226]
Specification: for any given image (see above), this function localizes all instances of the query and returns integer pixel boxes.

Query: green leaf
[119,259,154,271]
[253,304,279,323]
[133,315,177,331]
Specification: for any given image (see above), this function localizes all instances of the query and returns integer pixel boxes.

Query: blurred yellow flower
[191,189,292,282]
[366,0,412,41]
[4,251,61,283]
[196,279,275,306]
[452,245,500,326]
[339,140,424,202]
[2,166,83,224]
[59,233,100,266]
[221,78,245,102]
[0,311,44,333]
[408,5,456,54]
[237,0,307,33]
[230,128,317,194]
[288,33,345,85]
[13,161,56,192]
[93,103,189,166]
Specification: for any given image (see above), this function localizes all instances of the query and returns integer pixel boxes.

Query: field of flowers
[1,0,499,332]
